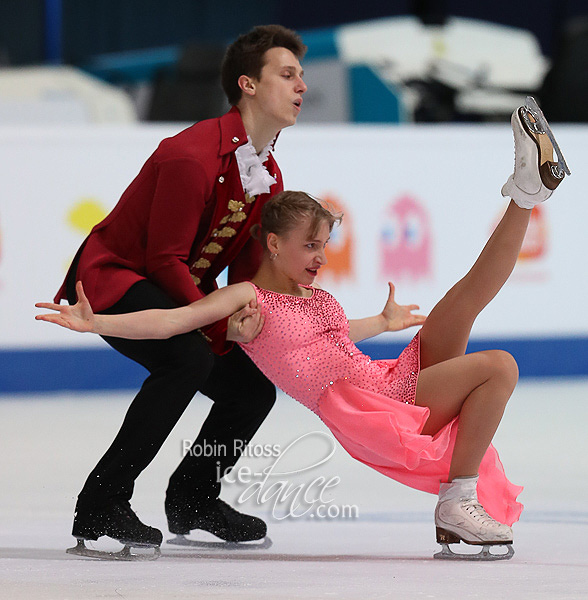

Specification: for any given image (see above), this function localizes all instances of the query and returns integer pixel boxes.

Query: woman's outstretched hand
[35,281,96,333]
[381,282,426,332]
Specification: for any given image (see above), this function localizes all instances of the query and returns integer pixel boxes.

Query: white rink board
[0,122,585,350]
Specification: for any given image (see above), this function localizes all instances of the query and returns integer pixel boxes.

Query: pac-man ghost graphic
[518,205,547,262]
[380,194,432,281]
[319,194,354,283]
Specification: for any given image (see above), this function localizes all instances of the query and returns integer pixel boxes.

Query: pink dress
[240,284,523,526]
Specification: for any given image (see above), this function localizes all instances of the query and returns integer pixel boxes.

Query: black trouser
[68,278,276,512]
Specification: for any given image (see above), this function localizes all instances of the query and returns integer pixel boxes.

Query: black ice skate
[67,500,163,561]
[166,497,271,549]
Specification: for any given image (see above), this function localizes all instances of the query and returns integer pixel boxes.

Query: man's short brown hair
[221,25,307,106]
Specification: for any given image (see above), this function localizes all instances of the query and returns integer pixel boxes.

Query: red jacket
[56,107,283,352]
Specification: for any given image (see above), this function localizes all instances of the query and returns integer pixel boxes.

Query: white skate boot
[434,476,514,561]
[502,96,570,209]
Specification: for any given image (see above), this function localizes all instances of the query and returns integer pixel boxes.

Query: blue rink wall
[2,123,587,394]
[2,336,587,393]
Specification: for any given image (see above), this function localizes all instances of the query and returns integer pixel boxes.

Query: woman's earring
[270,253,278,261]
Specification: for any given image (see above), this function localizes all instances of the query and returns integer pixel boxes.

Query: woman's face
[272,217,330,285]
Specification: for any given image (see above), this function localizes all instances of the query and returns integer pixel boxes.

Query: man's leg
[166,345,276,541]
[71,280,215,545]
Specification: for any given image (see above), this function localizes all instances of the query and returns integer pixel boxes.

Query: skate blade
[167,534,273,550]
[66,538,161,561]
[522,95,571,178]
[434,542,514,561]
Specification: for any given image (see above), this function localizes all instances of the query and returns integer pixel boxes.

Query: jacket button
[218,176,224,183]
[232,137,239,143]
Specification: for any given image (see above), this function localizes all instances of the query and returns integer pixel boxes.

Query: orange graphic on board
[319,194,354,282]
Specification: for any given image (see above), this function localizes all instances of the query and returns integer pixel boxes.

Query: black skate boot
[166,497,270,548]
[67,500,163,560]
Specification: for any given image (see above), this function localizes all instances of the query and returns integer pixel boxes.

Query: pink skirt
[316,335,524,526]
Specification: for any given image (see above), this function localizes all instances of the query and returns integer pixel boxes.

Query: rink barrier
[1,336,587,394]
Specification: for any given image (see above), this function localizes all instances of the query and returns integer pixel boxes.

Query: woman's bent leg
[415,349,519,481]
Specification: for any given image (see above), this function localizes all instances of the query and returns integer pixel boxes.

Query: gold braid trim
[217,226,236,237]
[192,258,211,269]
[228,199,245,212]
[203,242,223,254]
[228,212,247,223]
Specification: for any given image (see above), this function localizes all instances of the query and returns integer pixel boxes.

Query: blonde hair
[253,191,342,249]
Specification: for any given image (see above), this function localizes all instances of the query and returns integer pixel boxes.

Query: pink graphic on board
[380,194,432,281]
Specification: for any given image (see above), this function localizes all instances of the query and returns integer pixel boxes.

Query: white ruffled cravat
[234,136,277,197]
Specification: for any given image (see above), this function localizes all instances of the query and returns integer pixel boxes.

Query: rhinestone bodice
[239,284,418,414]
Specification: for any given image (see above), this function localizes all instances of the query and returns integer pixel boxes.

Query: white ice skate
[433,476,514,561]
[501,96,570,209]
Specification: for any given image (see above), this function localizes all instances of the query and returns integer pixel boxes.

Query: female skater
[36,98,569,560]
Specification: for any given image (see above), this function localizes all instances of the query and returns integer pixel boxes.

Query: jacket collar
[218,106,280,157]
[218,106,249,157]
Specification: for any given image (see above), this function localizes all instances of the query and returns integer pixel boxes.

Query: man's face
[252,47,307,130]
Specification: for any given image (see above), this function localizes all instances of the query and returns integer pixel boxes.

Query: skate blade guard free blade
[167,534,273,550]
[434,542,514,561]
[522,96,571,179]
[66,538,161,561]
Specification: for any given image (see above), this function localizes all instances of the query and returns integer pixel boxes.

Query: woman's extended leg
[419,200,530,370]
[419,96,569,371]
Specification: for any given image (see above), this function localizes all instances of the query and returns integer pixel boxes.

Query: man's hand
[226,300,265,343]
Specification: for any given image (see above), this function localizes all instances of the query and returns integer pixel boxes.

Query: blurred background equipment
[1,0,588,123]
[0,66,137,124]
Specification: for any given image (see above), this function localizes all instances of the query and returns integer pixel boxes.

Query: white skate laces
[433,476,514,561]
[501,96,571,209]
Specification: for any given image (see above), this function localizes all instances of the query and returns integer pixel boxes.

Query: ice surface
[1,379,587,599]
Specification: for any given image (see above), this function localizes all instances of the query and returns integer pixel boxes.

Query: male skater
[55,25,307,554]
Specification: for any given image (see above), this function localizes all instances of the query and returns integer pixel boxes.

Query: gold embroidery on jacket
[228,212,247,223]
[203,242,223,254]
[217,226,236,237]
[228,199,244,212]
[193,258,211,269]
